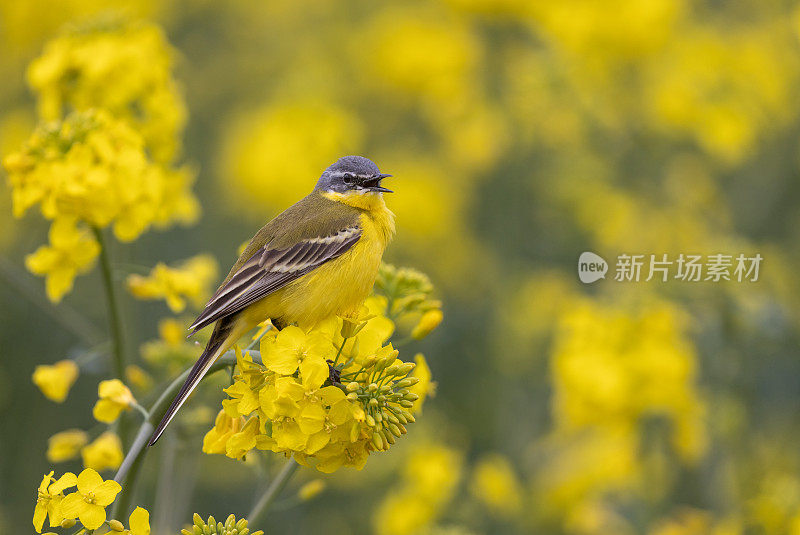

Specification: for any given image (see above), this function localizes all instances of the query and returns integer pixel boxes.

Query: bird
[148,155,395,446]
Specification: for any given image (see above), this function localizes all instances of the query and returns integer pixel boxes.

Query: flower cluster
[183,513,263,535]
[34,468,121,532]
[3,109,199,301]
[203,291,435,473]
[375,263,443,338]
[127,254,219,312]
[27,18,187,164]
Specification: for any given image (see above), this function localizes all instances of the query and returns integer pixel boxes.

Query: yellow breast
[242,192,395,329]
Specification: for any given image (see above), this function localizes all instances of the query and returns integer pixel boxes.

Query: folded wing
[188,225,362,334]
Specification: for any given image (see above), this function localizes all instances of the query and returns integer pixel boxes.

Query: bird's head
[315,156,393,195]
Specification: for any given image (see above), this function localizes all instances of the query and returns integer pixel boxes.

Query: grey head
[315,155,393,194]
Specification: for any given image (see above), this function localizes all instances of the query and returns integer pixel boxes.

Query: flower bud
[369,398,379,407]
[383,364,399,376]
[399,400,414,408]
[404,392,419,401]
[346,382,359,392]
[367,383,378,393]
[346,392,358,401]
[60,519,77,528]
[411,309,443,339]
[397,362,416,375]
[362,355,377,368]
[401,410,415,423]
[109,519,125,531]
[388,423,402,437]
[366,414,376,427]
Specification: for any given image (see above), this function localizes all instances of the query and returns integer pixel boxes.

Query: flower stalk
[93,227,126,380]
[111,351,261,519]
[247,458,299,527]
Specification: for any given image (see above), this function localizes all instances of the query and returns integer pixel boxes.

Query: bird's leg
[326,360,342,385]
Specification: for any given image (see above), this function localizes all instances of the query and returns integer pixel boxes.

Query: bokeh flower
[126,254,218,312]
[469,454,523,517]
[81,431,124,472]
[32,359,79,402]
[46,429,89,463]
[24,218,99,302]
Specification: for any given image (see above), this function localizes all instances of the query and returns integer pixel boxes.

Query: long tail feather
[148,318,236,446]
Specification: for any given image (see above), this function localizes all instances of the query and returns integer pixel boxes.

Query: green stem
[111,350,262,520]
[92,227,126,380]
[247,458,299,527]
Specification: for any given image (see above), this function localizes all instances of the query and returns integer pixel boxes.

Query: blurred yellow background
[2,0,800,533]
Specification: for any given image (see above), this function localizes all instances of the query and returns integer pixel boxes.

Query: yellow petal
[47,430,89,463]
[92,399,125,423]
[79,503,107,530]
[129,507,151,535]
[92,479,122,506]
[50,472,78,494]
[76,468,103,494]
[32,360,79,403]
[58,493,86,519]
[300,356,328,390]
[33,502,47,532]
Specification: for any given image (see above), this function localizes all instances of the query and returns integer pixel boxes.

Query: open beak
[365,173,393,193]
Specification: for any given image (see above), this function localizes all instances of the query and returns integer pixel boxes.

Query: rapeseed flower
[27,19,186,164]
[46,429,89,463]
[33,470,77,532]
[59,468,121,530]
[203,284,434,472]
[32,359,79,402]
[373,444,463,535]
[126,254,218,312]
[469,454,523,517]
[116,506,150,535]
[25,218,99,302]
[93,379,136,423]
[81,431,123,471]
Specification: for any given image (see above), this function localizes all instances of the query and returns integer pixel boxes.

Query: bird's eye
[342,173,356,184]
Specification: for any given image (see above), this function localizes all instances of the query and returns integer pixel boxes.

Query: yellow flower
[127,255,218,312]
[93,379,136,423]
[202,409,245,455]
[408,354,435,414]
[27,20,186,164]
[469,455,523,516]
[219,99,363,217]
[122,507,150,535]
[373,444,462,535]
[46,429,89,463]
[225,417,260,459]
[411,308,443,339]
[32,359,79,402]
[261,326,332,389]
[25,218,99,303]
[81,431,124,472]
[33,471,77,532]
[125,365,153,392]
[297,479,326,501]
[60,468,122,530]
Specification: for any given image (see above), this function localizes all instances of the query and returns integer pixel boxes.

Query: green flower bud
[388,423,402,437]
[368,383,378,393]
[60,518,77,528]
[404,392,419,401]
[387,412,400,424]
[401,410,416,423]
[366,414,376,427]
[346,392,358,401]
[346,382,360,392]
[369,397,379,407]
[399,400,414,408]
[397,362,416,375]
[109,519,125,531]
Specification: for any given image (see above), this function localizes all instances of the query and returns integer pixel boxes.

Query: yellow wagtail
[149,155,395,445]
